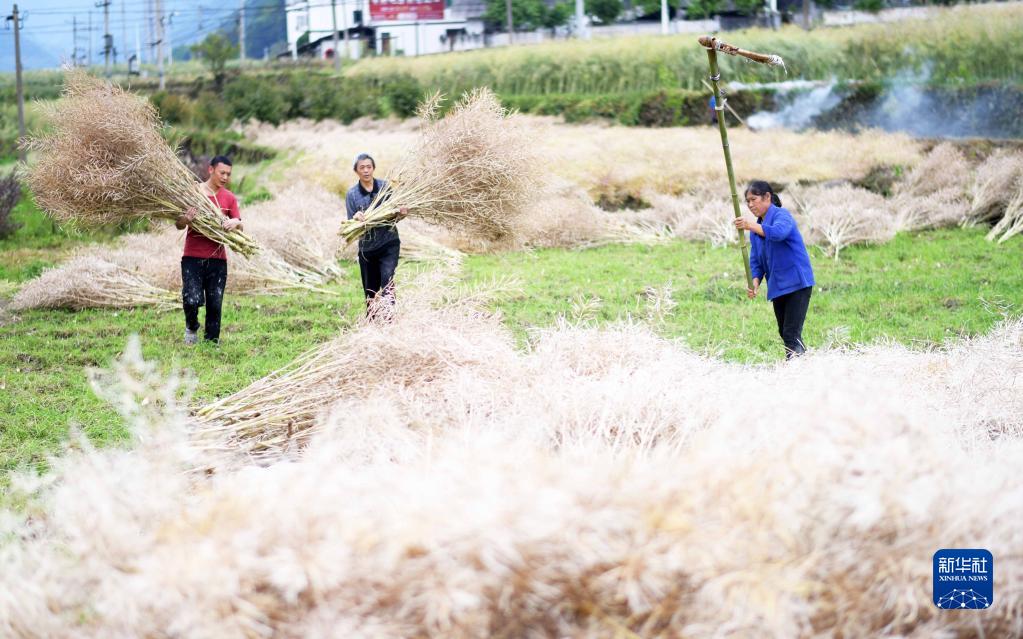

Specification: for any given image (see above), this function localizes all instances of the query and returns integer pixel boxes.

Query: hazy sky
[4,0,234,70]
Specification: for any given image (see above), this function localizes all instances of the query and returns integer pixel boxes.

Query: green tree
[191,33,238,93]
[733,0,763,16]
[219,0,287,60]
[686,0,721,19]
[484,0,549,30]
[635,0,660,15]
[586,0,623,24]
[543,2,574,30]
[853,0,885,13]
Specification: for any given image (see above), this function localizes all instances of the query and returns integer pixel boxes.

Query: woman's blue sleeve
[762,209,795,242]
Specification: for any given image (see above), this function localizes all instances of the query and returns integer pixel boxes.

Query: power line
[27,1,293,18]
[20,1,308,37]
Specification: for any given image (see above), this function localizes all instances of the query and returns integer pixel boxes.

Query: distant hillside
[176,0,287,61]
[0,31,61,72]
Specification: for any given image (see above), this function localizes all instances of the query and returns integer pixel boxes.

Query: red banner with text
[370,0,445,21]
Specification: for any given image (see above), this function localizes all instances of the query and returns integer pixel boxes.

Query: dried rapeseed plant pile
[1,280,1021,637]
[9,256,177,311]
[339,89,541,245]
[21,70,259,256]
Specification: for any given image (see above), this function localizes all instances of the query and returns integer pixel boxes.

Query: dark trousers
[771,286,812,359]
[357,240,400,303]
[182,256,228,342]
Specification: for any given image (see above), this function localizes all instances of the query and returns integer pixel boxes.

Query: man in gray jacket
[346,153,404,313]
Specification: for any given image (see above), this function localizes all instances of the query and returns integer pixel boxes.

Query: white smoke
[745,80,841,131]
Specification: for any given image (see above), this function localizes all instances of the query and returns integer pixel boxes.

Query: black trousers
[357,240,400,302]
[771,286,812,359]
[181,257,228,342]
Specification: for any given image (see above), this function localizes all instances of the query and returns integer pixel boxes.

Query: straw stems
[193,343,349,457]
[968,152,1021,224]
[232,249,336,294]
[10,257,178,311]
[20,70,260,257]
[339,88,539,245]
[986,177,1023,243]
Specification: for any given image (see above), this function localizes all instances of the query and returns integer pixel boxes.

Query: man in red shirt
[174,156,243,345]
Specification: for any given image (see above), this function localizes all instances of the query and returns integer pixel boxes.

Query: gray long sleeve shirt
[346,178,400,252]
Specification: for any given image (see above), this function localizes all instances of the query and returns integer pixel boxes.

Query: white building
[285,0,488,60]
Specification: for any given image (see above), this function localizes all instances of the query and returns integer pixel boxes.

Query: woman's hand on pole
[734,214,763,237]
[747,278,760,300]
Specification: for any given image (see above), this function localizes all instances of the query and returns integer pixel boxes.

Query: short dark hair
[210,155,233,168]
[745,180,782,207]
[353,153,376,171]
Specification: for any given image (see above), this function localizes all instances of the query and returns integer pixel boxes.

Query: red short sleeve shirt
[182,188,241,260]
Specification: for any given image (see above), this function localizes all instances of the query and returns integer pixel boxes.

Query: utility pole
[6,5,26,163]
[98,0,112,77]
[802,0,810,29]
[660,0,668,34]
[121,0,127,68]
[505,0,514,44]
[238,1,246,62]
[88,11,94,66]
[147,0,155,64]
[340,0,350,61]
[195,5,202,60]
[331,0,340,70]
[575,0,587,40]
[155,0,164,89]
[165,11,175,69]
[72,15,78,66]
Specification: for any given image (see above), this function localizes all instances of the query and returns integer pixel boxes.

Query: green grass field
[2,226,1019,481]
[463,229,1021,358]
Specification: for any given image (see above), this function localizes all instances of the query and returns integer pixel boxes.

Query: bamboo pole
[699,35,785,293]
[705,46,753,291]
[699,78,747,128]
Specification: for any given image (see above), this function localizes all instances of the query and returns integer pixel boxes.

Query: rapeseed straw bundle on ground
[788,184,895,258]
[642,190,737,247]
[987,175,1023,243]
[968,150,1023,226]
[338,89,541,244]
[398,222,465,265]
[1,275,1021,637]
[102,229,185,291]
[241,184,346,281]
[31,215,331,310]
[229,246,337,294]
[194,271,513,460]
[9,257,177,311]
[21,70,259,256]
[891,143,970,232]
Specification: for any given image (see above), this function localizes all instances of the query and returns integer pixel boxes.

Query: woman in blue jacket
[734,181,815,359]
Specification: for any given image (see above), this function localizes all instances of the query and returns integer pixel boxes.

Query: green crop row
[347,3,1023,95]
